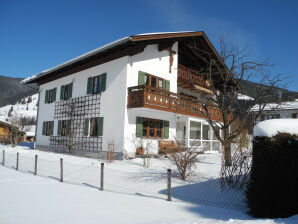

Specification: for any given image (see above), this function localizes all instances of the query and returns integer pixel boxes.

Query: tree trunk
[223,144,232,166]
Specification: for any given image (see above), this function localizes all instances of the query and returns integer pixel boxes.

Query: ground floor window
[42,121,54,136]
[136,117,169,139]
[84,117,104,137]
[57,120,70,136]
[190,121,201,139]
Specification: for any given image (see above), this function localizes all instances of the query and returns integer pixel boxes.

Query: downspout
[34,88,41,149]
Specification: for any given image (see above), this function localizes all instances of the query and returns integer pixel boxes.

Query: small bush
[246,133,298,218]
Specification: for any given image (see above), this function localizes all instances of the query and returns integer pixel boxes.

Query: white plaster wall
[126,43,178,92]
[124,108,178,157]
[36,56,129,153]
[123,42,179,156]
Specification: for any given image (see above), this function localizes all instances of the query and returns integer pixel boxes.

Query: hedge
[246,133,298,218]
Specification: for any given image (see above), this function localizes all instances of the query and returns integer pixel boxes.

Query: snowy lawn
[0,145,244,211]
[0,166,297,224]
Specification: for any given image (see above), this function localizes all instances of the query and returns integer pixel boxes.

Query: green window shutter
[53,88,57,102]
[84,118,89,136]
[50,121,54,136]
[136,117,143,137]
[163,120,169,139]
[87,77,93,94]
[69,83,73,98]
[138,71,146,85]
[45,90,49,104]
[66,120,71,136]
[60,85,65,100]
[57,120,62,136]
[165,80,170,91]
[42,121,46,135]
[97,117,104,136]
[100,73,106,92]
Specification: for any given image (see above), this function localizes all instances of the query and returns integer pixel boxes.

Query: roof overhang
[24,31,222,85]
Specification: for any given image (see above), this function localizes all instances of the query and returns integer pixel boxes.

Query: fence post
[60,158,63,182]
[167,168,172,201]
[100,163,104,191]
[34,155,38,175]
[2,150,5,166]
[16,152,19,171]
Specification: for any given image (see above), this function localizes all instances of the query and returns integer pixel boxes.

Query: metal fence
[0,149,246,212]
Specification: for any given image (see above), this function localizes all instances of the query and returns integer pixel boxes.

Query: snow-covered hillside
[0,93,38,122]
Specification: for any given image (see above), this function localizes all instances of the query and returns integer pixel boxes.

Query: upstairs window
[45,88,56,104]
[138,71,170,91]
[60,83,73,100]
[42,121,54,136]
[87,73,107,94]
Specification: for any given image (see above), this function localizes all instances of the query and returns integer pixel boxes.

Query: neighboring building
[255,100,298,123]
[0,119,24,144]
[24,31,224,159]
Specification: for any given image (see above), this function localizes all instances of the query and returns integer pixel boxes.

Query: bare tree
[9,113,25,147]
[167,140,202,181]
[130,135,154,168]
[54,101,85,154]
[186,36,285,166]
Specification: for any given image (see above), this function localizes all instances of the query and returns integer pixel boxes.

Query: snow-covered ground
[0,145,297,224]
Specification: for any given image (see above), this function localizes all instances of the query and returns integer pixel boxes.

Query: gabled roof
[23,31,221,85]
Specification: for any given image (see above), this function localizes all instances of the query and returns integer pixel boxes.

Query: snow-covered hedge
[253,119,298,137]
[246,132,298,218]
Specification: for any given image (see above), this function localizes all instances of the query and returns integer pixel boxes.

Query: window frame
[142,118,164,138]
[43,121,54,136]
[60,120,70,136]
[61,83,73,100]
[144,73,165,90]
[46,88,56,104]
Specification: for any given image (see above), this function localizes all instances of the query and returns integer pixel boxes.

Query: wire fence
[0,149,246,212]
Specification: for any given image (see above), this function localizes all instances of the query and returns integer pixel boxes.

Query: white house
[24,31,223,159]
[255,100,298,123]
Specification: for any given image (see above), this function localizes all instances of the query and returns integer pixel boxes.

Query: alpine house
[25,31,224,159]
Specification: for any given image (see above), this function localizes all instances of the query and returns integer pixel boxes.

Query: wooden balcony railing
[178,64,211,91]
[127,85,223,122]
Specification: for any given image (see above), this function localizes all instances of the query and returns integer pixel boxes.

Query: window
[45,88,56,104]
[136,117,169,138]
[42,121,54,136]
[261,114,280,121]
[58,120,70,136]
[60,83,73,100]
[138,71,170,91]
[292,113,298,118]
[203,124,211,140]
[190,121,201,139]
[83,117,104,137]
[87,73,107,95]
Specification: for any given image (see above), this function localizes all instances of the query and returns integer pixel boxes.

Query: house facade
[256,100,298,123]
[25,32,223,159]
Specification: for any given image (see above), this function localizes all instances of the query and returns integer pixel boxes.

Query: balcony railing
[178,64,211,91]
[127,85,222,121]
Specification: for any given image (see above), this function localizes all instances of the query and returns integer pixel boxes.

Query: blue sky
[0,0,297,91]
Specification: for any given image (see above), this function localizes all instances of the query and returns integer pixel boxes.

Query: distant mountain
[239,79,298,102]
[0,76,38,107]
[0,94,38,123]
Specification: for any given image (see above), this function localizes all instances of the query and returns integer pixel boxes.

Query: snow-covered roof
[253,119,298,137]
[22,31,207,84]
[237,94,254,101]
[252,99,298,111]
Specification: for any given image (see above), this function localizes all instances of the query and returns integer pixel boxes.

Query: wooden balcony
[127,85,223,122]
[178,64,212,93]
